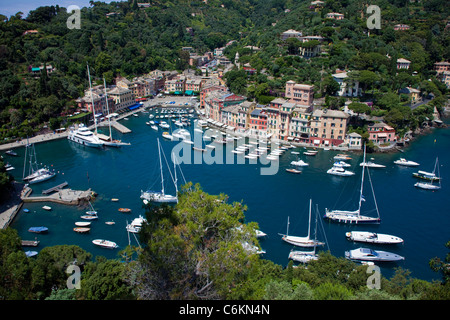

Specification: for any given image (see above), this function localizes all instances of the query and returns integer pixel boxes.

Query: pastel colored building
[397,58,411,70]
[368,122,397,144]
[285,81,314,106]
[309,109,349,146]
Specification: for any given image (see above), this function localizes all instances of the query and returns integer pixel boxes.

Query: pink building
[368,123,397,144]
[285,81,314,106]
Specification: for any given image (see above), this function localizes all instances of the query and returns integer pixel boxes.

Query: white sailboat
[323,145,381,224]
[140,138,178,204]
[22,142,56,184]
[280,199,325,248]
[100,78,130,147]
[288,204,326,263]
[415,157,441,190]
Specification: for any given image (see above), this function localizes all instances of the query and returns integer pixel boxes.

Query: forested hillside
[0,0,448,140]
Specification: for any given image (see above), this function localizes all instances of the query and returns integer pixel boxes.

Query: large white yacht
[68,124,104,148]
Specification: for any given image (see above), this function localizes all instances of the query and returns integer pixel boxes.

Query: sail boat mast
[358,144,367,215]
[87,64,97,134]
[158,139,165,196]
[103,78,113,141]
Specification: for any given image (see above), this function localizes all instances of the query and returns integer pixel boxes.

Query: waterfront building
[441,71,450,89]
[288,106,311,143]
[221,104,241,127]
[76,86,115,115]
[199,85,228,109]
[397,58,411,70]
[164,76,186,94]
[204,91,246,122]
[332,71,362,97]
[346,132,362,150]
[368,122,397,145]
[249,108,268,133]
[107,86,134,112]
[309,109,349,146]
[285,81,314,107]
[185,78,205,94]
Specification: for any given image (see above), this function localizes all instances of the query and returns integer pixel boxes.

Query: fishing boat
[280,199,325,248]
[92,239,118,249]
[126,215,147,233]
[118,208,131,213]
[324,145,381,224]
[73,227,90,233]
[28,226,48,233]
[394,158,419,167]
[290,160,309,167]
[286,168,302,174]
[75,221,91,227]
[346,231,403,244]
[140,138,179,204]
[327,166,355,176]
[345,248,404,262]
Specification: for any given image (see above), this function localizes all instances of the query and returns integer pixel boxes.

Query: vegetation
[0,0,448,143]
[0,183,449,300]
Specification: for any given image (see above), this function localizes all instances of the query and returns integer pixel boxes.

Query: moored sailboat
[323,145,381,224]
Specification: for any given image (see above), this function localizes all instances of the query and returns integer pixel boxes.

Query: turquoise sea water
[5,112,450,282]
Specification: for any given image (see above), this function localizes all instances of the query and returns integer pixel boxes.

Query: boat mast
[22,137,29,179]
[307,198,312,240]
[87,64,97,134]
[103,78,113,141]
[157,139,164,196]
[358,144,367,216]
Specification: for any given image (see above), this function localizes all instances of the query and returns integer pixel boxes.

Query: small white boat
[255,230,267,238]
[162,132,173,140]
[92,239,118,249]
[75,221,91,227]
[414,181,441,190]
[304,150,318,156]
[80,214,98,220]
[345,247,404,262]
[334,154,352,160]
[360,161,386,168]
[126,215,146,233]
[289,250,319,263]
[327,166,355,176]
[333,161,351,168]
[286,168,302,174]
[42,206,52,211]
[394,158,419,167]
[151,125,158,131]
[346,231,404,244]
[290,160,309,167]
[74,227,90,233]
[291,151,300,155]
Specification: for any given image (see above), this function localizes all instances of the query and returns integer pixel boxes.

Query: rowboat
[286,168,302,174]
[75,221,91,227]
[73,227,90,233]
[118,208,131,213]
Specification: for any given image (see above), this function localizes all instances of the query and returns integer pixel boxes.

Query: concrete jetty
[22,187,95,206]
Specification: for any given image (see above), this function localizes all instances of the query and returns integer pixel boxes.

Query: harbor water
[5,111,450,282]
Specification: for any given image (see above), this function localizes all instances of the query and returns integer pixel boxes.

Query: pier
[42,181,69,195]
[22,187,95,206]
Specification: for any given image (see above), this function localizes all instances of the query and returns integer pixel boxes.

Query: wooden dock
[42,181,69,195]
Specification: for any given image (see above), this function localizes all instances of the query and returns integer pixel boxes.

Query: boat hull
[346,232,403,244]
[324,210,381,224]
[345,248,404,262]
